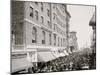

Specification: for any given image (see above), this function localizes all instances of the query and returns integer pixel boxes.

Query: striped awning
[37,51,56,62]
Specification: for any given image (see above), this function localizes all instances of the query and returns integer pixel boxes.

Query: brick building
[69,31,78,53]
[89,12,96,54]
[89,12,96,69]
[11,1,71,73]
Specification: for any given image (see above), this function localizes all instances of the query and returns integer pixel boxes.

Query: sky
[67,5,95,49]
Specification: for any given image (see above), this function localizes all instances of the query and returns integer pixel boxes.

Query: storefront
[12,56,33,73]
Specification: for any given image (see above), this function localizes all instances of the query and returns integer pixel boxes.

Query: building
[11,1,71,73]
[89,12,96,54]
[89,12,96,69]
[69,31,78,53]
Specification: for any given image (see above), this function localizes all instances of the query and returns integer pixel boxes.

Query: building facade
[69,31,78,53]
[11,1,71,73]
[89,12,96,54]
[89,12,96,69]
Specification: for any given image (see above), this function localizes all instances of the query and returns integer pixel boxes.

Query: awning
[12,58,33,73]
[64,50,69,55]
[60,52,66,57]
[51,51,60,58]
[37,51,56,62]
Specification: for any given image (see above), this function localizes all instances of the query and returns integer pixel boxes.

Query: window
[47,21,51,28]
[61,38,62,46]
[41,16,44,24]
[15,23,23,45]
[53,4,55,9]
[63,38,65,46]
[54,34,56,46]
[41,3,43,11]
[32,27,37,43]
[49,34,51,45]
[11,30,15,46]
[35,10,38,20]
[70,46,74,52]
[42,31,45,44]
[53,24,56,30]
[47,9,50,17]
[53,13,56,19]
[58,37,59,46]
[35,2,38,5]
[30,6,33,17]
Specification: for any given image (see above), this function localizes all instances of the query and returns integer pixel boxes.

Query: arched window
[61,38,62,47]
[54,34,56,46]
[32,27,37,43]
[49,33,51,45]
[58,37,59,46]
[35,10,38,20]
[42,31,45,44]
[30,6,33,17]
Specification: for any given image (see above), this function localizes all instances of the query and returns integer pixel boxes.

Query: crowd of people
[12,49,95,74]
[29,51,91,73]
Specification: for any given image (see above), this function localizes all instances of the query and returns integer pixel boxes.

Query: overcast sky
[67,5,95,49]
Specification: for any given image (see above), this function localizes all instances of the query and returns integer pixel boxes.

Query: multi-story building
[89,12,96,69]
[69,31,78,53]
[89,12,96,54]
[11,1,71,73]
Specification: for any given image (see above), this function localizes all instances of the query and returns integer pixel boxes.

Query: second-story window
[35,10,38,20]
[30,6,33,17]
[53,4,55,9]
[15,22,24,45]
[41,16,44,24]
[11,30,15,46]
